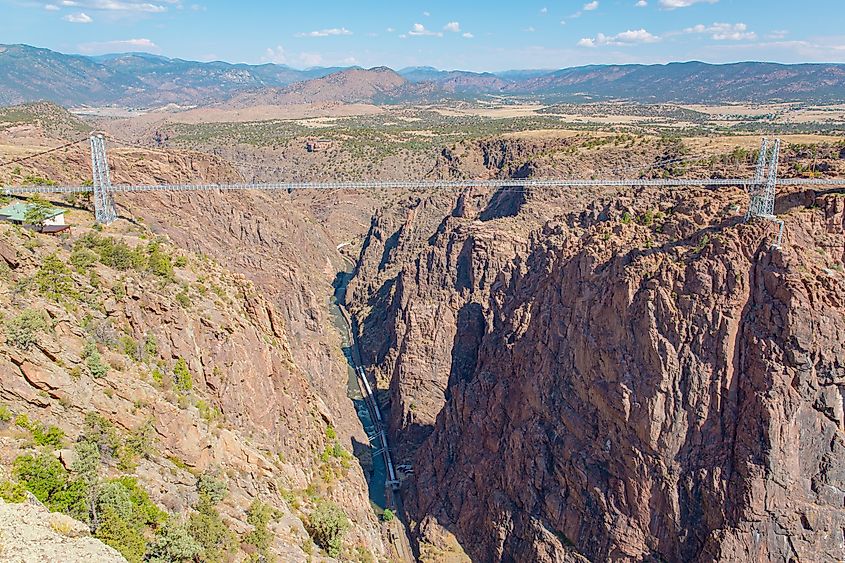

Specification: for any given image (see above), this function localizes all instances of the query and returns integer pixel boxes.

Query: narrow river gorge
[328,267,388,511]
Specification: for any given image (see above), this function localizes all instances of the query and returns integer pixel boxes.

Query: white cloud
[635,0,648,6]
[684,22,756,41]
[386,27,395,33]
[61,1,172,13]
[408,23,442,37]
[44,4,60,10]
[298,52,323,67]
[444,21,461,33]
[261,46,336,67]
[78,38,159,53]
[540,6,548,14]
[524,26,536,33]
[295,27,352,38]
[422,10,430,16]
[659,0,717,9]
[583,1,599,10]
[263,45,288,64]
[462,32,474,39]
[579,28,660,47]
[63,11,93,22]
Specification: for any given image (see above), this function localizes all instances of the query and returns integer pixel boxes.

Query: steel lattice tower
[90,134,117,224]
[746,137,784,247]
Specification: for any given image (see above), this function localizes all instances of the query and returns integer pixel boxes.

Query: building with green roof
[0,202,67,232]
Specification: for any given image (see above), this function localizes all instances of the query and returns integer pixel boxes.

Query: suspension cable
[0,137,89,169]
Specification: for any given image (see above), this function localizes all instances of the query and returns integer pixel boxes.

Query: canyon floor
[0,100,843,562]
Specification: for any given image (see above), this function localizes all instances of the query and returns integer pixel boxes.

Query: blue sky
[1,0,844,70]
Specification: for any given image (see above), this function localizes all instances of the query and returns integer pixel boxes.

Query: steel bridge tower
[90,133,117,225]
[746,138,785,247]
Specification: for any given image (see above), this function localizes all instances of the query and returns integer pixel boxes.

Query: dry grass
[169,102,384,124]
[433,104,546,119]
[49,517,75,537]
[686,134,844,153]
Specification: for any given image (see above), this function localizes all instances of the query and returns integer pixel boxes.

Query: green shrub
[82,412,120,456]
[83,340,108,378]
[0,404,12,422]
[620,212,633,225]
[120,336,140,362]
[35,253,77,302]
[196,400,221,424]
[693,234,711,254]
[147,242,174,280]
[14,413,30,428]
[172,358,193,393]
[189,496,237,563]
[98,476,164,528]
[244,499,275,559]
[92,475,163,562]
[122,419,156,463]
[76,234,141,271]
[12,452,87,520]
[30,423,65,447]
[0,480,26,502]
[143,335,158,358]
[95,506,148,563]
[637,210,655,227]
[12,415,64,447]
[331,442,347,459]
[69,248,98,272]
[147,519,203,563]
[382,508,394,522]
[175,288,191,309]
[72,439,100,525]
[112,282,127,300]
[22,175,57,187]
[307,501,349,558]
[196,471,227,504]
[325,426,337,440]
[4,309,50,350]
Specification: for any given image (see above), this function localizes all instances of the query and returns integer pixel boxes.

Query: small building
[0,203,69,233]
[306,139,332,153]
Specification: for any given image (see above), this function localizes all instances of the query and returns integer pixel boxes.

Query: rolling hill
[0,44,339,107]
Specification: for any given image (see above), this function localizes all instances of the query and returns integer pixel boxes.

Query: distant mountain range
[2,43,845,108]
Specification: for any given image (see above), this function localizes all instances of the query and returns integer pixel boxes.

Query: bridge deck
[3,177,844,195]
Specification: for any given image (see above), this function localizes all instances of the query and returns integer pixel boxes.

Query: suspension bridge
[2,134,845,246]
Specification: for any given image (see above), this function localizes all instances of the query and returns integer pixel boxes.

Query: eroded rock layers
[352,183,845,562]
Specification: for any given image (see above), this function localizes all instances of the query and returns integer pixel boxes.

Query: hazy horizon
[7,42,845,74]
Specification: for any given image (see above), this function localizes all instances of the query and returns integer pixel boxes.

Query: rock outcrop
[342,135,845,561]
[0,207,384,560]
[396,187,845,561]
[0,496,125,562]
